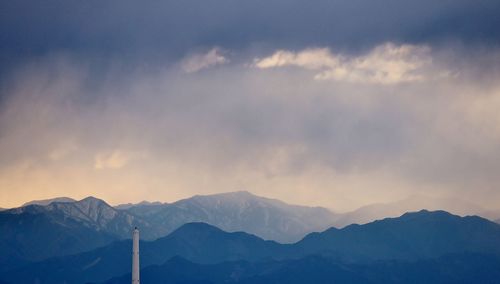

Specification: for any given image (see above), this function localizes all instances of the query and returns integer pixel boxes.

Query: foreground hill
[119,191,337,243]
[4,210,500,284]
[103,253,500,284]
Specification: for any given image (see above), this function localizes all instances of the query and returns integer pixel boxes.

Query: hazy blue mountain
[0,197,155,271]
[116,191,500,242]
[22,197,76,207]
[298,210,500,261]
[334,195,500,227]
[4,210,500,284]
[118,191,337,243]
[101,253,500,284]
[3,222,285,284]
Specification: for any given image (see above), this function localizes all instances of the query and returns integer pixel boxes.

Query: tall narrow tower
[132,227,140,284]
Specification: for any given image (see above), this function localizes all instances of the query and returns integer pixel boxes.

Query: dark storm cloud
[1,0,500,65]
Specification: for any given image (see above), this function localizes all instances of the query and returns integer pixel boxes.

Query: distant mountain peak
[225,190,256,197]
[191,190,259,200]
[22,197,76,207]
[77,196,110,206]
[188,191,298,209]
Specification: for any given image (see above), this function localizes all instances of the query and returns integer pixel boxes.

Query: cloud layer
[1,1,500,211]
[1,43,500,211]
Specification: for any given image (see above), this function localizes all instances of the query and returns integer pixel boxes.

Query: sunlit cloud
[181,48,229,73]
[48,141,78,161]
[254,43,439,84]
[94,150,131,170]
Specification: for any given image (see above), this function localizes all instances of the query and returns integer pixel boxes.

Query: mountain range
[2,191,500,283]
[0,191,337,271]
[3,210,500,284]
[117,191,337,243]
[5,192,500,234]
[3,191,500,269]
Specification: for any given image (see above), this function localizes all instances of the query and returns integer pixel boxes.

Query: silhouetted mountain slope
[0,197,153,271]
[119,191,337,243]
[102,256,371,284]
[102,253,500,284]
[297,210,500,261]
[237,256,372,284]
[2,223,286,284]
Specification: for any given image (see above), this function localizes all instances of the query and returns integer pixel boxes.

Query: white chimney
[132,227,140,284]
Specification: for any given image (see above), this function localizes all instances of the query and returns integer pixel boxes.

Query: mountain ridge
[0,191,338,271]
[4,210,500,284]
[16,192,500,229]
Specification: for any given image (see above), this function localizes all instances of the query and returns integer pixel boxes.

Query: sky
[1,0,500,211]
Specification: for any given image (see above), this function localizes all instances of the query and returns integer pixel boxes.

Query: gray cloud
[1,1,500,211]
[1,44,500,211]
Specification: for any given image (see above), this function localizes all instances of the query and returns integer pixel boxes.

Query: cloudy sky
[1,0,500,211]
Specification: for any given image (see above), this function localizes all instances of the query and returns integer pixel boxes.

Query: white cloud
[254,48,339,70]
[181,48,228,73]
[94,150,131,170]
[48,142,77,161]
[254,43,435,84]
